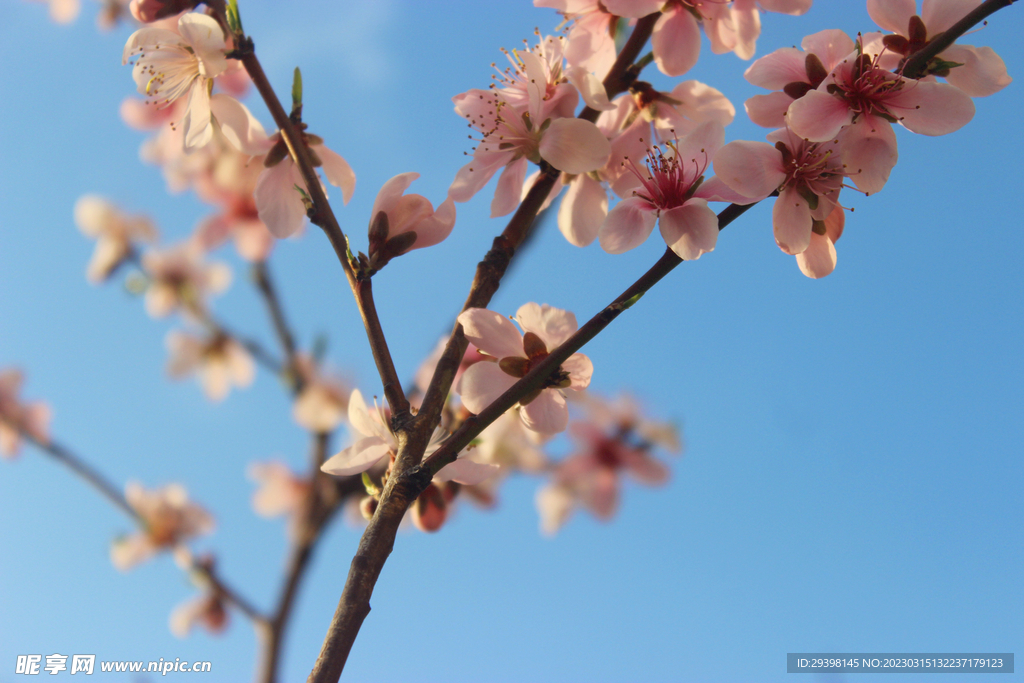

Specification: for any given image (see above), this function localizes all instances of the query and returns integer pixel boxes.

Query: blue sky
[0,1,1021,681]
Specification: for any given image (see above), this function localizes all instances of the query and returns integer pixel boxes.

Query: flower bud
[129,0,199,23]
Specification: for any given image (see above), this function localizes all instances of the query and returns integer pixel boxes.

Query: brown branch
[193,559,267,626]
[22,430,140,521]
[415,9,662,448]
[901,0,1016,78]
[253,261,303,392]
[305,15,663,683]
[420,200,761,477]
[216,15,410,421]
[256,432,366,683]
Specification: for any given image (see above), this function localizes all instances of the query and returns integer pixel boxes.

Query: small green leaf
[291,67,303,109]
[226,0,242,34]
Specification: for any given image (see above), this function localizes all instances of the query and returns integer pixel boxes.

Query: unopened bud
[359,495,378,521]
[411,483,447,533]
[129,0,198,23]
[368,211,390,255]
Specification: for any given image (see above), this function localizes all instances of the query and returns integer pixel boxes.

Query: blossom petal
[456,362,517,415]
[744,91,794,129]
[839,116,898,195]
[457,309,525,360]
[786,89,854,141]
[521,390,569,434]
[491,158,528,217]
[316,145,356,205]
[435,458,500,485]
[321,438,391,476]
[254,161,305,238]
[181,82,213,151]
[448,151,511,203]
[922,0,984,33]
[539,118,610,174]
[347,389,388,441]
[796,231,838,278]
[887,79,974,136]
[411,195,456,250]
[744,47,806,89]
[940,44,1012,98]
[177,13,228,78]
[558,173,607,247]
[599,196,658,254]
[561,353,593,389]
[658,200,718,260]
[712,140,785,200]
[652,9,701,77]
[867,0,916,33]
[772,187,812,255]
[372,172,419,220]
[209,94,270,155]
[566,66,614,111]
[516,303,578,348]
[800,29,856,70]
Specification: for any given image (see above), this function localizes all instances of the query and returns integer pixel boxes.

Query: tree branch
[256,432,366,683]
[20,429,267,626]
[420,200,761,477]
[253,261,303,392]
[304,15,663,683]
[216,13,410,420]
[901,0,1016,78]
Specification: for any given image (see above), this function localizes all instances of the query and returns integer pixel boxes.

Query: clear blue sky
[1,1,1020,681]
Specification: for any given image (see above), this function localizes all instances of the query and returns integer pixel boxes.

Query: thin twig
[213,13,410,421]
[22,430,139,521]
[253,261,303,392]
[20,428,268,626]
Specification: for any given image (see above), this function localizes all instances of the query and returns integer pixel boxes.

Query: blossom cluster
[15,0,1012,654]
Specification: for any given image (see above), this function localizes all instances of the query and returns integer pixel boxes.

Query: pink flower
[785,41,975,142]
[743,29,856,129]
[550,79,735,248]
[170,592,228,638]
[123,13,231,150]
[472,411,549,474]
[292,356,350,433]
[713,127,848,255]
[165,331,254,402]
[535,0,620,78]
[455,303,593,435]
[254,131,356,238]
[536,392,679,534]
[74,195,158,283]
[598,120,738,260]
[449,38,611,217]
[720,0,813,61]
[247,461,310,538]
[0,369,50,459]
[111,482,214,571]
[868,0,1011,97]
[320,390,497,484]
[141,241,231,319]
[368,173,456,261]
[248,461,309,519]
